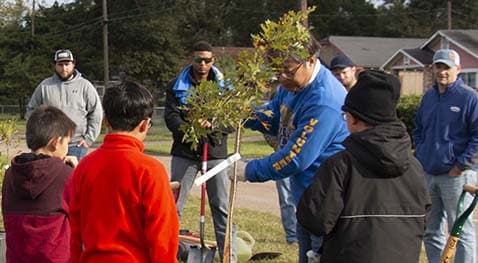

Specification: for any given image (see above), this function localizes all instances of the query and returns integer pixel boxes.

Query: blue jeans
[171,156,236,261]
[67,145,88,160]
[276,178,297,243]
[297,222,322,263]
[424,172,477,263]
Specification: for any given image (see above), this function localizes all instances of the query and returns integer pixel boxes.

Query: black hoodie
[297,121,431,263]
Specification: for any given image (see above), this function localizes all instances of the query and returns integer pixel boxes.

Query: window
[460,72,478,91]
[440,38,449,49]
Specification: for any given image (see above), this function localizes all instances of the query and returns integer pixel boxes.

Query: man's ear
[306,56,316,68]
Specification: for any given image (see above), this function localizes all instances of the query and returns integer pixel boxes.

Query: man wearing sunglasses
[237,35,350,263]
[164,41,236,262]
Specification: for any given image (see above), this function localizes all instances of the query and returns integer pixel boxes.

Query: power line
[212,5,448,18]
[108,7,175,23]
[41,17,103,38]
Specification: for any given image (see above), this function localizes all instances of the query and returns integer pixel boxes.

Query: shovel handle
[440,184,478,263]
[179,234,217,248]
[200,142,208,249]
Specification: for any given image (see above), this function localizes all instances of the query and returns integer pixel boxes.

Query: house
[318,36,426,71]
[381,30,478,94]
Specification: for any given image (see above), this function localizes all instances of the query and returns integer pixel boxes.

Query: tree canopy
[0,0,476,115]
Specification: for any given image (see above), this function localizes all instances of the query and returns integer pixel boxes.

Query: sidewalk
[155,155,281,216]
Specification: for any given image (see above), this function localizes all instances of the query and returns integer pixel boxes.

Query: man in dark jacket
[297,70,431,263]
[164,40,236,261]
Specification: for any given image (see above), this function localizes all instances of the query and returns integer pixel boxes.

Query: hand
[77,140,90,148]
[63,156,79,168]
[448,165,463,177]
[198,119,212,129]
[229,170,247,182]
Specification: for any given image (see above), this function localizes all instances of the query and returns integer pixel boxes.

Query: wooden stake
[223,121,242,263]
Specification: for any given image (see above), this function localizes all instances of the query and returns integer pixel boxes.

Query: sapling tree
[179,7,316,150]
[178,7,317,263]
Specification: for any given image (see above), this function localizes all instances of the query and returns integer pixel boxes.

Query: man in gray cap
[27,49,103,160]
[330,54,357,91]
[414,48,478,263]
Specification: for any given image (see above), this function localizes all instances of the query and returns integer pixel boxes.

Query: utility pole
[31,0,35,36]
[447,1,452,30]
[298,0,308,28]
[102,0,110,89]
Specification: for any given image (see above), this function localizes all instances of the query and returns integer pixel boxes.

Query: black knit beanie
[341,70,401,125]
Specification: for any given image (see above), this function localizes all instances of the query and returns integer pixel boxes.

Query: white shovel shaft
[194,153,241,186]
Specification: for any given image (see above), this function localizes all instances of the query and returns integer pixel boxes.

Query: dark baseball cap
[330,55,355,69]
[54,49,74,62]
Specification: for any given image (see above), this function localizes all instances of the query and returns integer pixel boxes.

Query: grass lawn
[181,197,296,263]
[0,117,430,262]
[181,196,429,263]
[144,139,273,158]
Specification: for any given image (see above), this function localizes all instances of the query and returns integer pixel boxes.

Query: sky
[36,0,75,7]
[38,0,386,8]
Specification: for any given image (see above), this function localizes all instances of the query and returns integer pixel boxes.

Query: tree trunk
[18,96,26,120]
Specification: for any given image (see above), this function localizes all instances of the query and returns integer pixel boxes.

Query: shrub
[397,94,422,147]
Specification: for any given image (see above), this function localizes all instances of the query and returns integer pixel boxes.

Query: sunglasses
[193,56,213,64]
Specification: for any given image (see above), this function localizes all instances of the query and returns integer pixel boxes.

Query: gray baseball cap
[433,49,460,68]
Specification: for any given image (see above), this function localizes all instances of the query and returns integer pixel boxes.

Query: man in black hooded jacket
[297,70,431,263]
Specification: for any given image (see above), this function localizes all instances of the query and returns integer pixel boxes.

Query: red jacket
[69,134,179,263]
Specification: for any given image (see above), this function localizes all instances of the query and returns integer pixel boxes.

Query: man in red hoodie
[2,105,78,263]
[69,81,179,263]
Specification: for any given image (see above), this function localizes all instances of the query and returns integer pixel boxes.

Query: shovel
[440,184,478,263]
[187,142,216,263]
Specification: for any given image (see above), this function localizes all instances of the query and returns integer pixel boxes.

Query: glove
[461,169,477,177]
[229,170,247,182]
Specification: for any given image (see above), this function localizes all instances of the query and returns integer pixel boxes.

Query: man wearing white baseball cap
[414,48,478,263]
[27,49,103,160]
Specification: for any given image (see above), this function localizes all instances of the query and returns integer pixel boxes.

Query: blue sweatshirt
[414,78,478,175]
[244,64,349,203]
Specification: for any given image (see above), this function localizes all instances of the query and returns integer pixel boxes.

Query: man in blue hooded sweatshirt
[414,49,478,263]
[235,34,349,263]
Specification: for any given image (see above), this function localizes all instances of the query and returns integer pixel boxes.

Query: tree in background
[307,0,378,38]
[0,0,25,28]
[221,0,296,45]
[0,0,477,117]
